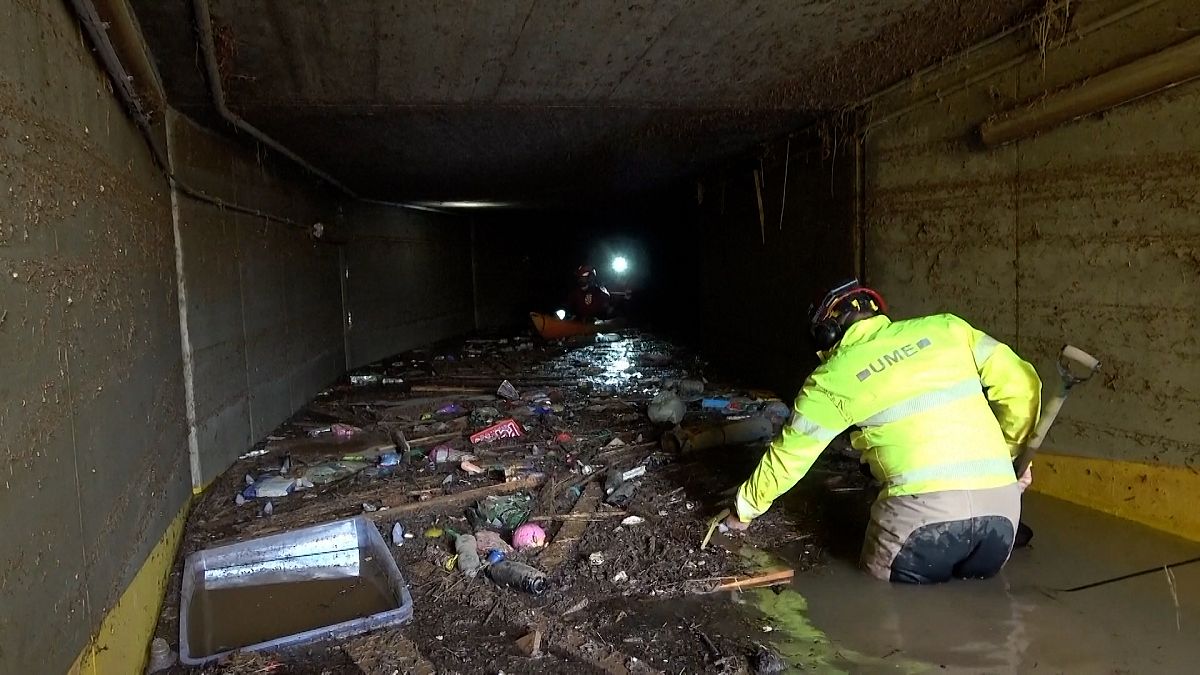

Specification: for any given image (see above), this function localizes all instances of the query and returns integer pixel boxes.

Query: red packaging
[470,418,525,445]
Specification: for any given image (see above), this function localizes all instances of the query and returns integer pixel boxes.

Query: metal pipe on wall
[191,0,456,214]
[979,35,1200,146]
[861,0,1170,133]
[67,0,326,232]
[192,0,358,198]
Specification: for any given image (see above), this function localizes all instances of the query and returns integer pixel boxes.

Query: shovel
[1014,344,1101,547]
[1014,345,1101,478]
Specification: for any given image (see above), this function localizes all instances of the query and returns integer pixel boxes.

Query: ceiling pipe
[860,0,1169,133]
[979,35,1200,146]
[192,0,358,197]
[68,0,328,231]
[192,0,465,214]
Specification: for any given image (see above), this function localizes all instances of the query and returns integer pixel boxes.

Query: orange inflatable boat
[529,312,626,339]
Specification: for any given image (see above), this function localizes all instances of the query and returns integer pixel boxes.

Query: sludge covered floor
[152,330,855,674]
[150,329,1200,674]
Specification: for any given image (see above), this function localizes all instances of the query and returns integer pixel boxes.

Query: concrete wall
[342,203,476,368]
[0,2,191,671]
[863,0,1200,518]
[167,115,346,486]
[686,141,858,397]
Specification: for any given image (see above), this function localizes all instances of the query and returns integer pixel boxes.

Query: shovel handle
[1014,394,1065,476]
[1061,345,1101,372]
[1014,345,1101,478]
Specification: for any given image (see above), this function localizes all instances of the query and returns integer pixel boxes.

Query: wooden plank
[369,474,545,520]
[538,481,602,570]
[709,568,794,593]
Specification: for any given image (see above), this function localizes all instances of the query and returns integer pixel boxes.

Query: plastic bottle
[762,400,791,425]
[673,379,705,400]
[487,560,548,595]
[648,390,685,425]
[146,637,175,673]
[455,534,481,577]
[432,446,474,463]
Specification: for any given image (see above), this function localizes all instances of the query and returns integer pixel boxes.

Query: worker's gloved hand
[721,512,751,534]
[1018,466,1033,492]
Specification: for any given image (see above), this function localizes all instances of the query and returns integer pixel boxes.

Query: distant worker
[724,280,1041,584]
[565,264,612,322]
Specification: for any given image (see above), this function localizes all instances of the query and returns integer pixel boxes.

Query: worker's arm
[970,330,1042,459]
[733,383,847,523]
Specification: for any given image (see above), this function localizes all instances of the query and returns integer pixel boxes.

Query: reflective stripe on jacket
[735,314,1041,522]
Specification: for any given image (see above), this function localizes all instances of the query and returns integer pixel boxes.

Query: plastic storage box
[178,516,413,665]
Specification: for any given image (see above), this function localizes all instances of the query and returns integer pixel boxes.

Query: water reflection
[749,586,928,673]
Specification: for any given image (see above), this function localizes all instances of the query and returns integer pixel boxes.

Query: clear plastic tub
[178,516,413,666]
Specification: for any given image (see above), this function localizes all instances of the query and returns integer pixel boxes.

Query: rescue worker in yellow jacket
[724,280,1041,583]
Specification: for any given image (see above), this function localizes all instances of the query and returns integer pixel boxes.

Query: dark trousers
[889,515,1015,584]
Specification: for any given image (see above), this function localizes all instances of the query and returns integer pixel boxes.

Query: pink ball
[512,523,547,550]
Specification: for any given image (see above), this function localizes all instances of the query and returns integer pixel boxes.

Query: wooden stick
[591,441,657,461]
[708,568,794,593]
[530,511,626,522]
[369,474,545,520]
[406,431,462,446]
[410,384,494,394]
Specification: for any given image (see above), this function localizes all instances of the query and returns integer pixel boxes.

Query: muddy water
[748,489,1200,673]
[188,561,397,657]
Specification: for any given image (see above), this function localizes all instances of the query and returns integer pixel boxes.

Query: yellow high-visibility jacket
[735,314,1041,522]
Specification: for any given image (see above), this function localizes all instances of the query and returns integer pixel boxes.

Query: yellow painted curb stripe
[1032,451,1200,542]
[69,501,190,675]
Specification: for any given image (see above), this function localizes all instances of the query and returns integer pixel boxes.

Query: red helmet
[576,265,598,287]
[808,279,886,350]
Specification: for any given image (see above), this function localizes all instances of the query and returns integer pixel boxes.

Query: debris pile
[156,331,859,673]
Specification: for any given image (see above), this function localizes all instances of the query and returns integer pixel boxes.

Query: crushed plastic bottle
[455,534,481,577]
[647,390,685,425]
[497,380,520,399]
[762,400,791,425]
[430,446,476,463]
[673,379,705,400]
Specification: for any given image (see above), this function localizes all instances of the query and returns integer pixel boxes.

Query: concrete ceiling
[133,0,1035,206]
